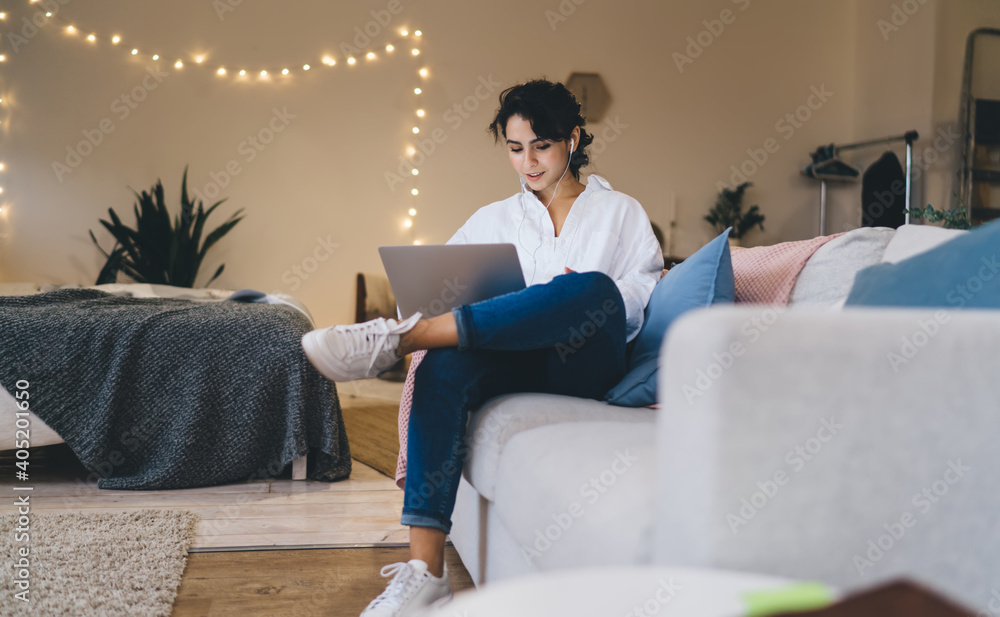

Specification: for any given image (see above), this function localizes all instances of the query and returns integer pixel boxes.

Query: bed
[0,282,349,490]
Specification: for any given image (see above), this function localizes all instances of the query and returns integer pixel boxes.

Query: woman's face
[504,115,575,193]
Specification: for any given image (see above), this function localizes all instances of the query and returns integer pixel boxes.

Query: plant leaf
[95,247,125,285]
[93,168,244,288]
[204,263,226,287]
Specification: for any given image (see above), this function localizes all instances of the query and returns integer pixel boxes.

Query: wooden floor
[173,545,474,616]
[0,381,480,614]
[0,446,477,615]
[0,444,411,549]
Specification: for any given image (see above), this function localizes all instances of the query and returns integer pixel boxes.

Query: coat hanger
[802,144,860,182]
[811,156,861,181]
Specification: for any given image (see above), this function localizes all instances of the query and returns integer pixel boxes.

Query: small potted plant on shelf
[704,181,765,247]
[90,166,245,287]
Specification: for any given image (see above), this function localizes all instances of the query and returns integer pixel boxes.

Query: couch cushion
[492,421,657,571]
[880,223,966,264]
[604,228,734,407]
[846,219,999,308]
[790,227,895,306]
[465,393,656,501]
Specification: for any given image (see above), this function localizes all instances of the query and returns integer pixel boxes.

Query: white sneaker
[302,312,421,382]
[360,559,452,616]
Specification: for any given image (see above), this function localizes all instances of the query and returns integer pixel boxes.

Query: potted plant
[905,202,972,230]
[704,181,765,247]
[90,166,245,287]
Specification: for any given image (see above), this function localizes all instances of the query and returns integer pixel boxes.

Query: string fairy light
[4,2,430,238]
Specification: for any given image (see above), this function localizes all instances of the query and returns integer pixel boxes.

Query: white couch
[449,224,1000,610]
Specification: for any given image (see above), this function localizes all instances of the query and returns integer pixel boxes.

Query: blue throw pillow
[845,219,1000,308]
[605,228,736,407]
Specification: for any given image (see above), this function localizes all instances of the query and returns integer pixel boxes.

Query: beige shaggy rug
[0,509,199,616]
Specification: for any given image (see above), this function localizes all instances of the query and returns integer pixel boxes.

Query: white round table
[421,566,835,617]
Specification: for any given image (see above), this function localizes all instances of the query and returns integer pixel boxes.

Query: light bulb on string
[409,208,417,215]
[25,18,436,226]
[411,189,419,197]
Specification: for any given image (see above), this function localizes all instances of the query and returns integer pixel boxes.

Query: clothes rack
[804,130,918,236]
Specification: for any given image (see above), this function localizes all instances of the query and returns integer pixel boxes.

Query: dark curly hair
[488,79,594,180]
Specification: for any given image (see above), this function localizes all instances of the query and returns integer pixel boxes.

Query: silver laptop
[378,244,526,318]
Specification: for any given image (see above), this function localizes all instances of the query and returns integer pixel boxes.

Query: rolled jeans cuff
[400,511,451,534]
[452,305,475,351]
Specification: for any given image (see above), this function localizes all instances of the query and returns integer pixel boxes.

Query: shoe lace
[367,562,424,610]
[335,319,395,373]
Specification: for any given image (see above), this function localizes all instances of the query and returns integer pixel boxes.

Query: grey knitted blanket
[0,289,351,489]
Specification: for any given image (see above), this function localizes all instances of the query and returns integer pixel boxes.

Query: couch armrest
[653,305,1000,608]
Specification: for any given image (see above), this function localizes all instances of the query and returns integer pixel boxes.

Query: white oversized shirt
[446,174,664,342]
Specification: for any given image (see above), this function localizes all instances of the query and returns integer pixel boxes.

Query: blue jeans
[400,271,628,534]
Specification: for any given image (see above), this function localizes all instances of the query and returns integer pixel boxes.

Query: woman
[302,79,663,616]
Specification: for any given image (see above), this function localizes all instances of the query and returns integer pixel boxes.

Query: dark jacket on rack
[861,151,907,229]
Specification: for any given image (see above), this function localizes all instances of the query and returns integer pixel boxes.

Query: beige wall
[0,1,996,326]
[843,0,938,233]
